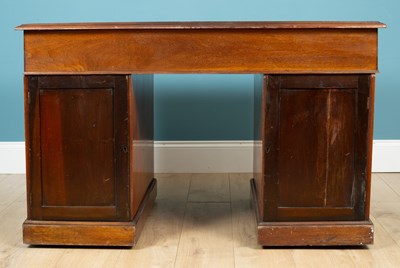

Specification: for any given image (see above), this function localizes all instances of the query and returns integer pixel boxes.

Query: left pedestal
[23,75,155,246]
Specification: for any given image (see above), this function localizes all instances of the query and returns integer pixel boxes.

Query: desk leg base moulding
[23,179,157,246]
[250,179,374,246]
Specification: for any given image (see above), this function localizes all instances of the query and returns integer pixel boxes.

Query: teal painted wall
[1,0,398,141]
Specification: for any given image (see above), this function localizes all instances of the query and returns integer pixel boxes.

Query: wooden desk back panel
[25,74,154,222]
[23,28,378,74]
[26,76,131,221]
[263,75,372,222]
[18,21,385,246]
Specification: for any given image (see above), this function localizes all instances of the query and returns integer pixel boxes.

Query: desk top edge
[16,21,386,31]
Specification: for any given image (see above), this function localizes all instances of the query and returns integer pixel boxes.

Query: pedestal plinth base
[250,179,374,246]
[23,179,157,247]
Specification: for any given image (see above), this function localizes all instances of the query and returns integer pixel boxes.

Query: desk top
[16,21,386,31]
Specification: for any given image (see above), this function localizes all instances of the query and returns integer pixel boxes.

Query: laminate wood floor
[1,173,400,268]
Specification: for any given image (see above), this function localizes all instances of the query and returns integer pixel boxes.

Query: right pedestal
[253,74,375,246]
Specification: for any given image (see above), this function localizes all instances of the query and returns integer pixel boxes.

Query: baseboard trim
[1,140,399,174]
[0,142,26,174]
[154,141,254,173]
[372,140,400,172]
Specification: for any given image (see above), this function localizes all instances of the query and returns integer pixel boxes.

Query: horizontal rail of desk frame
[19,26,381,74]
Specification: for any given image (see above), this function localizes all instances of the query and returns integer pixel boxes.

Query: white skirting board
[371,140,400,172]
[0,142,26,174]
[154,141,254,173]
[0,140,399,174]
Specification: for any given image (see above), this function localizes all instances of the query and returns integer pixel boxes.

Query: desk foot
[250,179,374,246]
[23,179,157,247]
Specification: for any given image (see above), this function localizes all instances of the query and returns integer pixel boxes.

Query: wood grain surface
[22,28,379,74]
[257,74,372,222]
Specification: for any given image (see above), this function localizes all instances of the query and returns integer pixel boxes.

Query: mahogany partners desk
[16,21,386,247]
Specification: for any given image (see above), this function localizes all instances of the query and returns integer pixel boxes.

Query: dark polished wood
[258,74,372,222]
[20,28,380,74]
[23,179,157,246]
[24,74,154,245]
[250,179,374,246]
[23,220,137,246]
[252,74,375,244]
[18,21,385,247]
[26,75,131,221]
[253,74,266,217]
